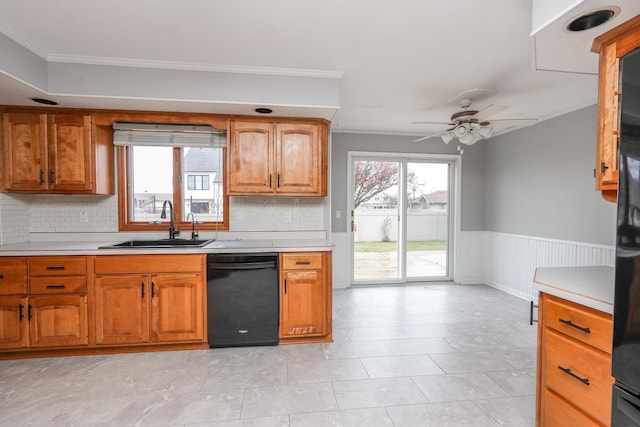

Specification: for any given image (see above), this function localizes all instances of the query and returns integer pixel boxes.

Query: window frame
[117,146,229,232]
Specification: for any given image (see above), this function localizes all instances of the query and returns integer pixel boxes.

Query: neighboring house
[132,147,223,217]
[419,190,448,210]
[360,192,397,209]
[183,147,223,215]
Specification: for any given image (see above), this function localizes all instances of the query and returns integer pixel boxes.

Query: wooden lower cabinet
[150,273,204,342]
[0,295,87,349]
[29,295,88,348]
[94,275,149,345]
[0,296,28,349]
[537,293,614,426]
[93,255,206,347]
[279,252,332,343]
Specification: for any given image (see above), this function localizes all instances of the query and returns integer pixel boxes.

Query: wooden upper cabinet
[227,120,327,196]
[48,114,93,192]
[276,123,324,195]
[1,110,114,194]
[3,113,47,191]
[228,121,275,194]
[592,15,640,203]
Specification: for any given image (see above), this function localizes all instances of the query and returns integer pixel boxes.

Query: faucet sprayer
[160,200,180,239]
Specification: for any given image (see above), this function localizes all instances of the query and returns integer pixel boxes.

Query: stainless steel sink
[99,238,215,249]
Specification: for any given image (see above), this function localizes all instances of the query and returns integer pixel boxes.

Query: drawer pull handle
[46,285,66,289]
[45,266,66,270]
[295,261,311,265]
[558,318,591,334]
[19,304,24,320]
[0,274,4,279]
[558,365,590,386]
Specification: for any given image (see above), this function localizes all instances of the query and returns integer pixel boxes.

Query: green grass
[354,241,446,252]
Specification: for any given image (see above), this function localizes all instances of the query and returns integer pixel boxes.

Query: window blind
[112,122,227,148]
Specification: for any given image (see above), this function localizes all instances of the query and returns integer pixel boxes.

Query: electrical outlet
[284,211,292,223]
[79,211,88,223]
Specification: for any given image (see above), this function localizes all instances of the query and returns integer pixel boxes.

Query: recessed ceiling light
[254,107,273,114]
[566,7,619,32]
[30,97,58,106]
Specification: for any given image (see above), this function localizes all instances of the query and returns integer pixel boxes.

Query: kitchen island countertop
[533,266,614,314]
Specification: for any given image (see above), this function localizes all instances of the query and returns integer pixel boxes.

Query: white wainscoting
[332,231,615,301]
[483,231,615,300]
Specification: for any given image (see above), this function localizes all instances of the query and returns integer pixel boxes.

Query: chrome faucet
[160,200,180,239]
[186,212,199,240]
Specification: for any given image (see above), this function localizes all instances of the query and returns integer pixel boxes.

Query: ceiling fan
[413,98,537,145]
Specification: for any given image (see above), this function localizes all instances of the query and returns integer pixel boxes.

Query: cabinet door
[150,273,204,342]
[276,123,325,195]
[94,275,149,345]
[48,114,93,192]
[0,296,29,349]
[596,43,620,196]
[0,257,28,295]
[227,121,275,194]
[3,112,48,191]
[29,295,88,347]
[280,267,327,337]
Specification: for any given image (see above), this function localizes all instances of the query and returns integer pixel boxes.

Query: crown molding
[0,23,48,59]
[48,54,343,79]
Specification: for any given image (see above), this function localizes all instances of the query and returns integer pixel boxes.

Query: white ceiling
[0,0,638,138]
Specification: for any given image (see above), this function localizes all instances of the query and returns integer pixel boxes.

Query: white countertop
[533,266,615,314]
[0,238,333,256]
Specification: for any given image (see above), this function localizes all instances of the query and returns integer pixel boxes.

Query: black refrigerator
[613,46,640,426]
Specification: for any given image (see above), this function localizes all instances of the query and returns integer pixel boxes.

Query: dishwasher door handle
[208,261,276,270]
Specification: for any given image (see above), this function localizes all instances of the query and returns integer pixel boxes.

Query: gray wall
[330,133,485,232]
[484,105,616,245]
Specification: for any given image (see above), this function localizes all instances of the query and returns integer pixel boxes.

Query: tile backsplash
[0,194,31,244]
[0,193,326,244]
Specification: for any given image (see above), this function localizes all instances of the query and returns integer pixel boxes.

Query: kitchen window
[114,123,228,232]
[187,175,210,191]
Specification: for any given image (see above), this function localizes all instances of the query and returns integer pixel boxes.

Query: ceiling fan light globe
[454,123,469,137]
[459,132,475,145]
[441,133,454,144]
[479,126,493,139]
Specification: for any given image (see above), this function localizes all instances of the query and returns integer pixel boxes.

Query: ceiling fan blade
[413,130,449,142]
[472,104,508,122]
[490,118,537,127]
[412,120,452,125]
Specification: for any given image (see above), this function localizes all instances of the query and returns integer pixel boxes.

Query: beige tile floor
[0,284,537,426]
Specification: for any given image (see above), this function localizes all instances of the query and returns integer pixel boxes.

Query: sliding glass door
[349,153,456,285]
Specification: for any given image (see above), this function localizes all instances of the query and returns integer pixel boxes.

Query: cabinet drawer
[281,253,323,270]
[94,255,204,274]
[30,257,87,276]
[30,276,87,294]
[545,295,612,353]
[0,258,27,295]
[543,388,601,427]
[544,329,613,425]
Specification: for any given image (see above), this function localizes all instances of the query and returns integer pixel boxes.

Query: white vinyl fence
[354,208,448,242]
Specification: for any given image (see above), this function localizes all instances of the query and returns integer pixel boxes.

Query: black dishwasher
[206,253,279,347]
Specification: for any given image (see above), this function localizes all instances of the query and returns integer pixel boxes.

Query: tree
[353,161,399,208]
[407,171,423,203]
